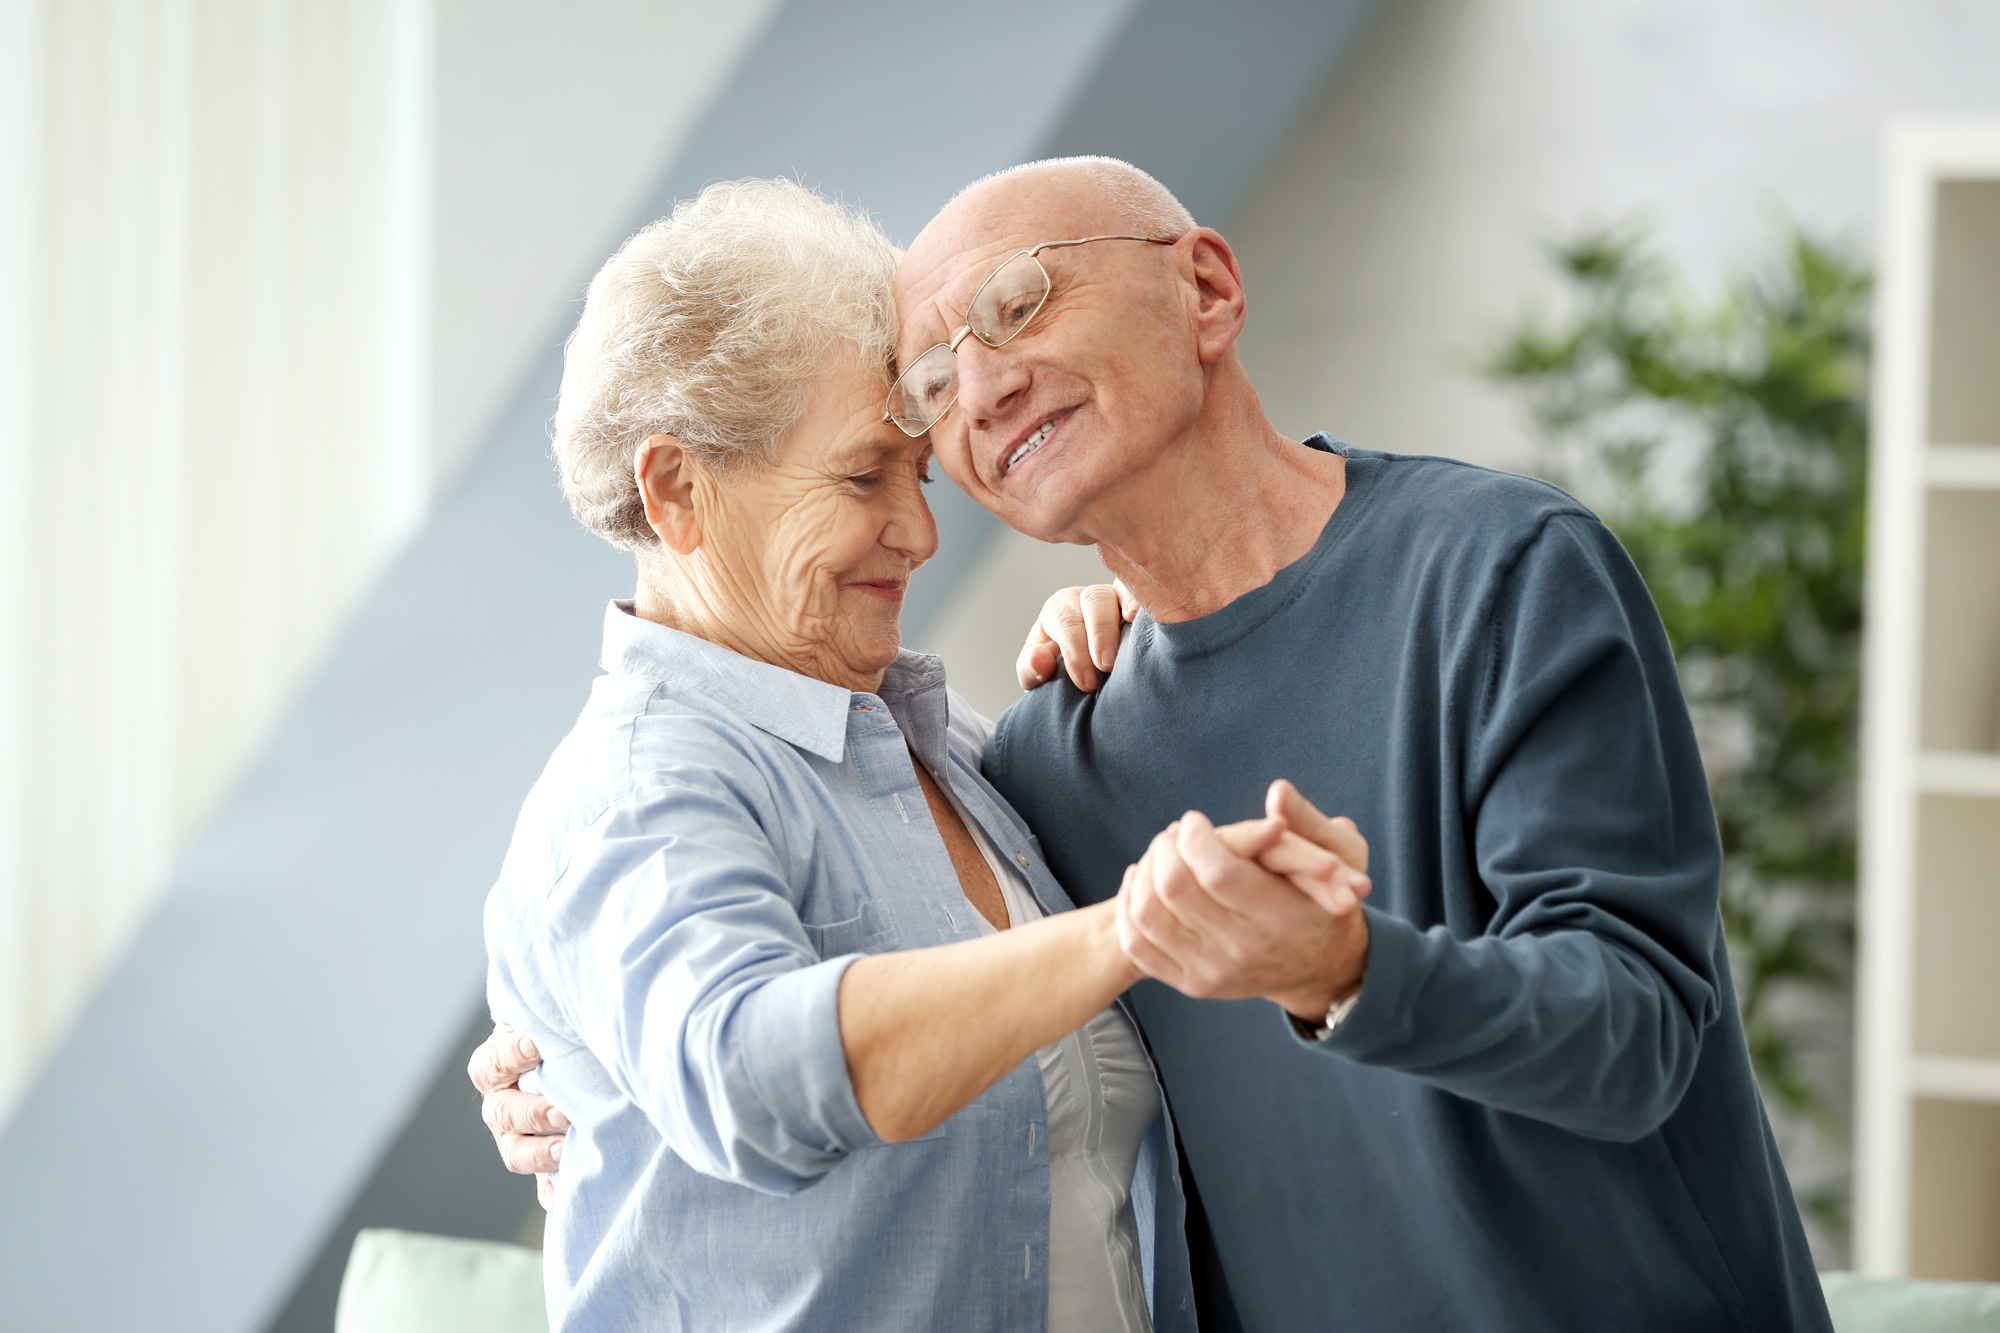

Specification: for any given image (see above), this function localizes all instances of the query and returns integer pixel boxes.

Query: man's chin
[997,486,1094,546]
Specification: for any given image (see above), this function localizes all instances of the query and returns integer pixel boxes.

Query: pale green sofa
[335,1229,546,1333]
[334,1229,2000,1333]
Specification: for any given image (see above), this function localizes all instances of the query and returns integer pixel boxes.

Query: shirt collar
[598,602,947,765]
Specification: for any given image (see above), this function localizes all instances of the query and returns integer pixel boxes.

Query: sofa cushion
[1822,1271,2000,1333]
[334,1228,547,1333]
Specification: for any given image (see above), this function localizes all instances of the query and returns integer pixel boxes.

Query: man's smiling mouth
[1004,414,1064,476]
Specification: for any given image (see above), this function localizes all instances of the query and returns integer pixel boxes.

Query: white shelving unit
[1856,118,2000,1280]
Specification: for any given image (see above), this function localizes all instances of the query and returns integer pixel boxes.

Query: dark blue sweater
[984,441,1830,1332]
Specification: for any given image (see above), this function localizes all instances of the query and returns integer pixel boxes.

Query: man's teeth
[1007,420,1055,471]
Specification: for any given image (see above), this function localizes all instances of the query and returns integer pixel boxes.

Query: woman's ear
[635,433,703,555]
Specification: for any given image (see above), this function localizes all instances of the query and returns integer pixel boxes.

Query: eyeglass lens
[887,251,1052,435]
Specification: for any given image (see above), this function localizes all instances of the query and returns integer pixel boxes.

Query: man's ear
[1184,229,1248,365]
[635,433,703,555]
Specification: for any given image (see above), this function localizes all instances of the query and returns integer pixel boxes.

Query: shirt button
[1014,851,1029,870]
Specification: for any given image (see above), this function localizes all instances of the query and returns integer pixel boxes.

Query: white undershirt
[954,799,1158,1333]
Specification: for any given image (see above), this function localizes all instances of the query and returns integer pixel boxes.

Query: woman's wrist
[1080,900,1143,992]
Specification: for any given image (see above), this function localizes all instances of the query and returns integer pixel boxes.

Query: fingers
[1120,822,1263,1000]
[1112,578,1141,623]
[1172,814,1296,926]
[1120,830,1205,961]
[1266,839,1371,916]
[1041,588,1101,691]
[1016,630,1060,691]
[1252,830,1371,915]
[1078,584,1127,673]
[1210,815,1285,861]
[1116,890,1187,990]
[482,1086,570,1137]
[467,1025,541,1096]
[1266,779,1370,873]
[537,1173,555,1211]
[1018,584,1135,693]
[1116,844,1202,993]
[1184,809,1371,916]
[497,1127,564,1175]
[1147,822,1248,932]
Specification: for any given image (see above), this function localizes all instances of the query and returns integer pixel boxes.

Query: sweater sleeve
[1319,513,1724,1142]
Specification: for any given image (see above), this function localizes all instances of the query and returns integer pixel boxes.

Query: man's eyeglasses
[884,234,1177,437]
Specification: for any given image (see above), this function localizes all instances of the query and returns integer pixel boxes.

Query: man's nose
[952,335,1031,429]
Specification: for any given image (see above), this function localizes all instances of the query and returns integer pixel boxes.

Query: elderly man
[478,158,1829,1331]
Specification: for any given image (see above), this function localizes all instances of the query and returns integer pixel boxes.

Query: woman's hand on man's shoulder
[1016,580,1139,693]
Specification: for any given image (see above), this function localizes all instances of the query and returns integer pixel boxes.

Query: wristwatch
[1293,989,1362,1042]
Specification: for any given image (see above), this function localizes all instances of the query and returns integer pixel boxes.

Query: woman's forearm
[837,900,1138,1142]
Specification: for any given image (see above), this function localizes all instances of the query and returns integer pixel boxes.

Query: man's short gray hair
[955,155,1196,236]
[554,178,901,552]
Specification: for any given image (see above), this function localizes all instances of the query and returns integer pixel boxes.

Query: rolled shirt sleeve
[540,774,881,1194]
[1321,513,1723,1142]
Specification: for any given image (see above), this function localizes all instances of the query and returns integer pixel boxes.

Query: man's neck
[1088,374,1346,624]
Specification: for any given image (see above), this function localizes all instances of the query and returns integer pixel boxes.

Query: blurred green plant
[1484,225,1871,1238]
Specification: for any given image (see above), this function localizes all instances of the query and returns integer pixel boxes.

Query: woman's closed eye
[847,463,933,488]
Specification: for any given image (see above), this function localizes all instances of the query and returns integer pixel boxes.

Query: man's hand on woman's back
[468,1028,568,1207]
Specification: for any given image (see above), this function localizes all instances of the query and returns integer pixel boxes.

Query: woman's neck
[631,570,886,694]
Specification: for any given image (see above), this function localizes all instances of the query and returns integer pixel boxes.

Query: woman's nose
[885,479,940,566]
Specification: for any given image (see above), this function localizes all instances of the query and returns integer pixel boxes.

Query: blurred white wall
[432,0,779,485]
[1228,0,2000,474]
[0,0,775,1124]
[0,0,435,1124]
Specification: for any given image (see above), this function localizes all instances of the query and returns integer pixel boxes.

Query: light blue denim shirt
[485,603,1194,1332]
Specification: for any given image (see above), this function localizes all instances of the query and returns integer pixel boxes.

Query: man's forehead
[898,180,1101,327]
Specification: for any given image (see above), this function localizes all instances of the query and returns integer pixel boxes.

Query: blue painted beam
[0,2,1375,1329]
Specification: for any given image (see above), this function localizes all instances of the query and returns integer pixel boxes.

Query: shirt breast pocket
[800,900,897,959]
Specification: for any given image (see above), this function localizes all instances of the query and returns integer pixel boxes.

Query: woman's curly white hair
[553,178,902,552]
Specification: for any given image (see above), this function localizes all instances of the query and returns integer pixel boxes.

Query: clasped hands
[1018,585,1371,1019]
[1115,778,1371,1024]
[470,778,1371,1195]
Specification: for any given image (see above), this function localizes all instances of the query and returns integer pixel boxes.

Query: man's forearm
[1323,912,1712,1140]
[838,901,1138,1142]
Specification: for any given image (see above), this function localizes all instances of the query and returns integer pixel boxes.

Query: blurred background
[0,1,1997,1328]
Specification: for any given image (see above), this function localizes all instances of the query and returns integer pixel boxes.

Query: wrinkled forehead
[894,236,1027,353]
[896,186,1102,351]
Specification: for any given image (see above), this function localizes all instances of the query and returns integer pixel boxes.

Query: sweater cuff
[734,953,882,1156]
[1310,905,1423,1059]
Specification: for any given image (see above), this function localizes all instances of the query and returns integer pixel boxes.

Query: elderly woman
[482,179,1353,1332]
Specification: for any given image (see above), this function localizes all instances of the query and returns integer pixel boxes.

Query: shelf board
[1927,444,2000,489]
[1912,1056,2000,1104]
[1917,750,2000,798]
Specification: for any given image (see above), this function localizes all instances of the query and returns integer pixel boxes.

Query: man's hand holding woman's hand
[1116,780,1372,1025]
